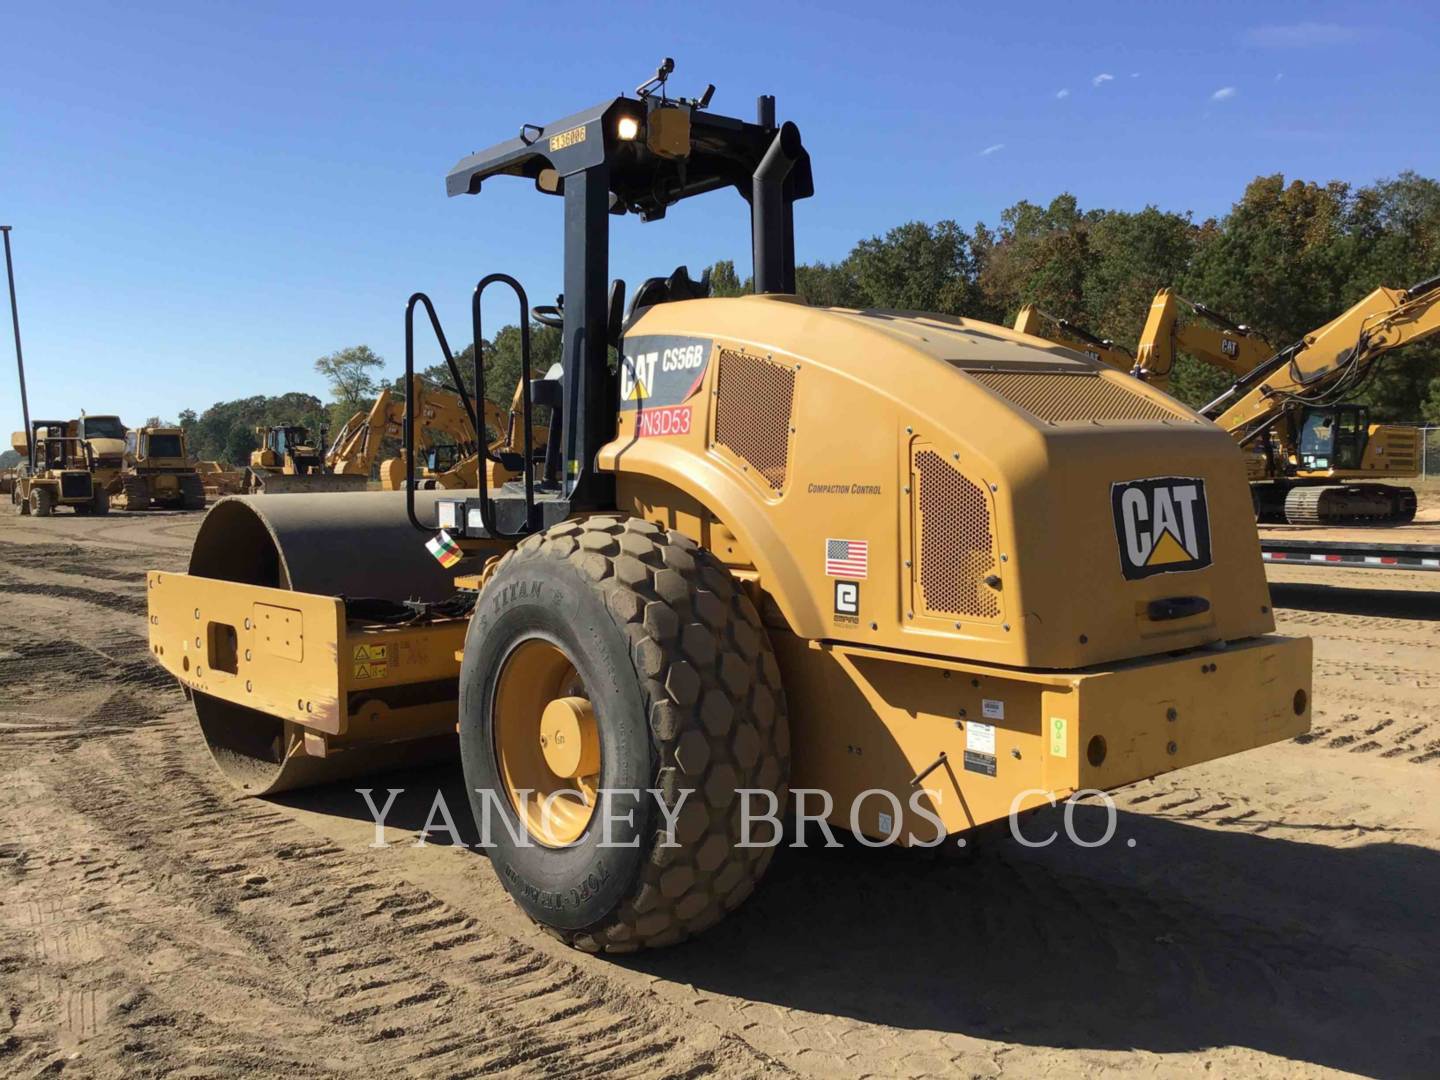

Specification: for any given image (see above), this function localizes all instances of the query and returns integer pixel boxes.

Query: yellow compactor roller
[148,64,1311,953]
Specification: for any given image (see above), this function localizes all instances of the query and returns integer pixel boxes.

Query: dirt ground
[2,504,1438,1079]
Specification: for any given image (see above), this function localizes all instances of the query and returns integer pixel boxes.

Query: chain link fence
[1421,426,1440,482]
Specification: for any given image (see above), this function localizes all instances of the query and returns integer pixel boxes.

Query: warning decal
[352,643,389,681]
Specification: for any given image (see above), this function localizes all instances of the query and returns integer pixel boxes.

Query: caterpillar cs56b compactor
[147,65,1312,953]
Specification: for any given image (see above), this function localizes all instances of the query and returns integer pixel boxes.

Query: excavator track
[1282,484,1418,525]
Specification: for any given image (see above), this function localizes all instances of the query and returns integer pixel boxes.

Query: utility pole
[2,225,32,443]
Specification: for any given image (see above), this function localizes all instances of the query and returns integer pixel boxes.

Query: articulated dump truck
[147,65,1311,953]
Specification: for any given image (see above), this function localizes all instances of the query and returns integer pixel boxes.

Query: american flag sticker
[825,538,869,579]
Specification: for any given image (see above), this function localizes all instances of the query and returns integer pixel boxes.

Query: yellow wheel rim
[493,639,601,847]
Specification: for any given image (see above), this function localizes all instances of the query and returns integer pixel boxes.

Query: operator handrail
[472,273,536,538]
[403,292,466,533]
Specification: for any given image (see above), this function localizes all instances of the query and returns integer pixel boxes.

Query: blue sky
[4,1,1439,424]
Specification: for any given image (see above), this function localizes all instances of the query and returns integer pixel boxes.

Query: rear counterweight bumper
[778,633,1312,841]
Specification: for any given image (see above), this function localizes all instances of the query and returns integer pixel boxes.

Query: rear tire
[31,487,53,517]
[459,515,789,952]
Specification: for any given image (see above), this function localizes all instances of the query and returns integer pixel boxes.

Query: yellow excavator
[1020,286,1433,524]
[147,63,1310,953]
[1132,288,1275,393]
[327,374,549,491]
[410,374,553,492]
[1012,304,1134,373]
[1195,278,1439,523]
[326,376,480,488]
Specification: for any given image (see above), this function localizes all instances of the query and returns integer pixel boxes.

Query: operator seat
[627,265,711,321]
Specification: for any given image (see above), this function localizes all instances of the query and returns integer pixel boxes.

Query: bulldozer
[246,423,367,494]
[147,65,1311,953]
[119,425,206,510]
[9,420,107,515]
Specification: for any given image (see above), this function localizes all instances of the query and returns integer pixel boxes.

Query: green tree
[978,195,1094,324]
[794,260,863,308]
[1182,174,1440,418]
[181,392,326,463]
[847,220,983,315]
[314,345,386,414]
[224,425,259,465]
[707,260,748,297]
[1181,176,1351,343]
[1082,206,1197,344]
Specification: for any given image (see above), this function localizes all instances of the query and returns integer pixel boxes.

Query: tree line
[174,169,1440,464]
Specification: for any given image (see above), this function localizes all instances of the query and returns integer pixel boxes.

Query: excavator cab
[1297,406,1367,471]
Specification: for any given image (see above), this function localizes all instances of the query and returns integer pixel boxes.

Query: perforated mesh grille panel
[713,350,795,493]
[968,370,1187,423]
[914,450,1000,619]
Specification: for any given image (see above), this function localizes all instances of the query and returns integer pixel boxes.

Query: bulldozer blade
[247,471,369,495]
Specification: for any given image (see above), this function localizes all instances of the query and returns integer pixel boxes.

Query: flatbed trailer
[1258,516,1440,573]
[1261,538,1440,572]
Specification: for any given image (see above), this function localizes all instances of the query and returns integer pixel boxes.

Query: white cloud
[1211,86,1237,101]
[1056,88,1070,99]
[1130,72,1141,78]
[1274,72,1284,82]
[1243,22,1357,48]
[979,143,1005,157]
[1092,73,1114,87]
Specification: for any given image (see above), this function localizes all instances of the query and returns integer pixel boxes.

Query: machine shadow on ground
[283,768,1438,1079]
[1269,580,1440,620]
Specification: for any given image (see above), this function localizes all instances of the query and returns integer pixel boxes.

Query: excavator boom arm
[1204,279,1440,442]
[1012,304,1133,373]
[328,378,486,477]
[1134,288,1272,390]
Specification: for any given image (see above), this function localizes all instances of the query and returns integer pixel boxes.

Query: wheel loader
[147,64,1312,953]
[10,421,107,515]
[119,425,206,510]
